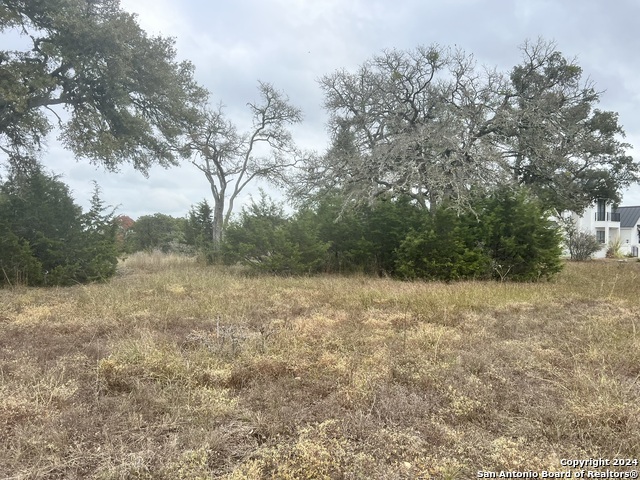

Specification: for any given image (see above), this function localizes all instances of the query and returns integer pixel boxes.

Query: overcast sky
[15,0,640,218]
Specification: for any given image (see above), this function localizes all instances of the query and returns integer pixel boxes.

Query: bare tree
[182,82,302,248]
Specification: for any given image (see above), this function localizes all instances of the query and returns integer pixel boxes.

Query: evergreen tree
[185,199,215,261]
[312,193,374,273]
[77,183,119,282]
[310,193,423,274]
[395,189,563,282]
[286,208,331,273]
[396,207,491,281]
[222,192,328,274]
[473,188,563,281]
[0,164,119,286]
[359,196,423,275]
[0,226,43,286]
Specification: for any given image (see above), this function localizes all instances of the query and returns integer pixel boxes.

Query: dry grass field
[1,252,639,479]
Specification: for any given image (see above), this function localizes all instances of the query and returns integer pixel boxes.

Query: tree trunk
[212,199,225,252]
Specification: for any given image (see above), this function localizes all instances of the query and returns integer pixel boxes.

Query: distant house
[616,206,640,257]
[568,199,621,258]
[567,200,640,258]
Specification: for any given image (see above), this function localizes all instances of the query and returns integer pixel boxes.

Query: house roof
[615,206,640,228]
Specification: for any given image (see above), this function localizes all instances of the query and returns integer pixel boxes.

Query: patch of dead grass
[1,254,639,478]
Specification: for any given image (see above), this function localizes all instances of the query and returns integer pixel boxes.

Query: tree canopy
[299,39,637,214]
[0,0,207,172]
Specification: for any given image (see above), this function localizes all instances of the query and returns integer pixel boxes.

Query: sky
[7,0,640,219]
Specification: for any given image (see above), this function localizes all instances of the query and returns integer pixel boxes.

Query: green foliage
[359,196,424,275]
[224,189,561,282]
[0,165,119,286]
[185,200,214,245]
[126,214,187,254]
[312,194,374,273]
[1,0,207,171]
[312,193,423,275]
[396,208,491,281]
[184,200,215,262]
[396,189,563,282]
[222,193,328,274]
[286,208,332,273]
[0,227,43,286]
[77,183,119,281]
[473,189,564,281]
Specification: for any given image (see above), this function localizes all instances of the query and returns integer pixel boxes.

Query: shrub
[222,193,329,274]
[0,228,43,286]
[605,237,623,259]
[221,188,563,282]
[567,230,602,261]
[0,165,119,286]
[474,188,563,281]
[311,193,423,275]
[396,189,563,282]
[184,200,216,263]
[396,208,491,281]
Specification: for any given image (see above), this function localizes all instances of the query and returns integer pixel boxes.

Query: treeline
[1,1,636,287]
[220,190,563,281]
[0,165,562,286]
[123,189,563,282]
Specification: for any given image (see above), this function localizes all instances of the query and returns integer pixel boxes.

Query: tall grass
[1,254,638,478]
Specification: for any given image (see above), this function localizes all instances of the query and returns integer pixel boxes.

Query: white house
[568,200,640,258]
[616,206,640,257]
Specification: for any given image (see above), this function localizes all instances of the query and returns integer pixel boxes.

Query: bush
[184,200,216,262]
[605,237,623,259]
[566,230,602,261]
[221,188,562,282]
[0,228,43,286]
[474,188,563,281]
[222,193,329,274]
[396,208,491,281]
[311,193,423,275]
[0,166,119,286]
[396,189,563,282]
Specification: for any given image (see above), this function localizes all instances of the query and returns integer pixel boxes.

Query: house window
[596,230,606,244]
[596,199,606,221]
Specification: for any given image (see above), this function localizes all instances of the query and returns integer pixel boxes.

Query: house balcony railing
[595,212,621,222]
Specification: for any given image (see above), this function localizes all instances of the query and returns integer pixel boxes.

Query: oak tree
[182,82,302,248]
[305,45,504,212]
[304,40,637,214]
[496,39,637,212]
[0,0,207,172]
